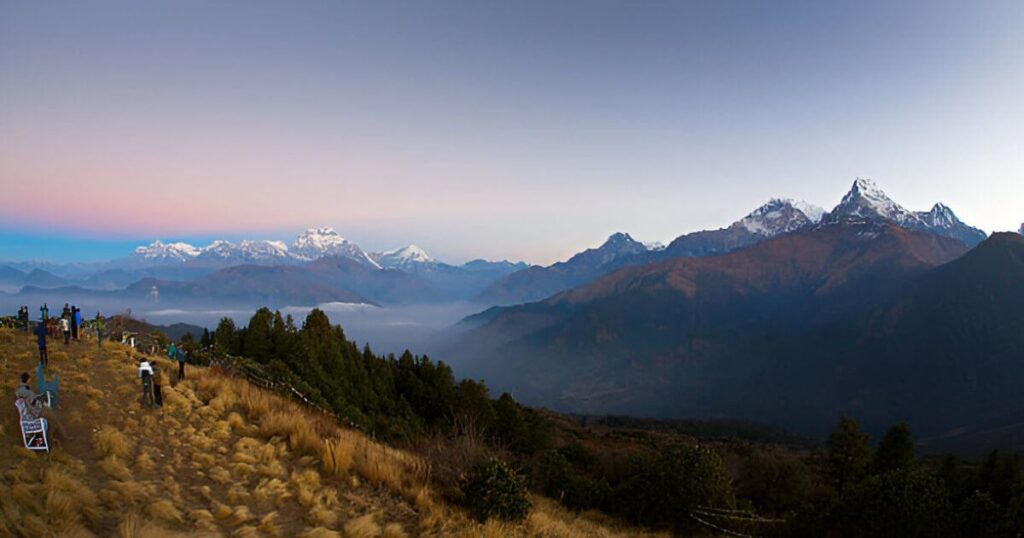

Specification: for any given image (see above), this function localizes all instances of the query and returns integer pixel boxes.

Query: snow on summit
[291,227,381,268]
[739,198,821,237]
[131,228,381,268]
[133,240,201,261]
[827,177,922,227]
[374,245,437,270]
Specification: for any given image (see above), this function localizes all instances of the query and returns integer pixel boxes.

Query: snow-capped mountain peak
[917,203,960,230]
[792,200,825,223]
[132,240,200,262]
[374,245,437,270]
[237,239,290,259]
[644,241,667,252]
[821,178,986,246]
[827,177,920,226]
[292,227,381,268]
[738,198,820,237]
[200,240,236,259]
[381,245,433,263]
[293,227,345,254]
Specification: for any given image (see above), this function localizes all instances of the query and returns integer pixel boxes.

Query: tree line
[179,308,1024,536]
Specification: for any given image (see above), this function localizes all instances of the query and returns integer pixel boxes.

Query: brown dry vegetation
[0,327,670,537]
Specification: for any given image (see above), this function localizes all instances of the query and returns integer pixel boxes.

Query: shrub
[840,468,952,538]
[612,444,735,531]
[536,450,610,511]
[462,458,531,523]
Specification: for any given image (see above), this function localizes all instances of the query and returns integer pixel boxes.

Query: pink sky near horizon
[2,2,1022,265]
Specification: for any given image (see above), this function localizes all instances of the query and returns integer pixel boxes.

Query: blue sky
[2,1,1022,264]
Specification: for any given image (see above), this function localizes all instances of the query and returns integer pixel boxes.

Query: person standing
[94,312,105,350]
[138,358,155,407]
[62,303,70,320]
[60,316,70,345]
[71,306,81,340]
[40,303,49,321]
[34,320,48,367]
[176,348,188,381]
[152,363,164,407]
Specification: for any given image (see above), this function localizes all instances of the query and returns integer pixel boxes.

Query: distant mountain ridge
[474,232,660,305]
[822,178,986,247]
[130,228,381,268]
[475,179,987,306]
[446,222,1020,444]
[0,178,991,311]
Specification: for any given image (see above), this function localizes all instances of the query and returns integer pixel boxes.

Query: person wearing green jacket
[94,313,106,350]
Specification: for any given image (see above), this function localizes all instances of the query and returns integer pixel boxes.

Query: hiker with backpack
[60,316,70,345]
[34,320,48,367]
[138,357,155,407]
[153,362,165,407]
[170,343,187,381]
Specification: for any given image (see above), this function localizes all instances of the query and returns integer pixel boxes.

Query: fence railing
[207,353,363,432]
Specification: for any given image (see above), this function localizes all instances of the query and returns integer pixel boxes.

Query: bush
[840,469,952,538]
[536,450,611,511]
[612,444,735,531]
[462,458,531,522]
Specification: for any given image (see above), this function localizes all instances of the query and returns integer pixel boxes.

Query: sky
[2,0,1022,264]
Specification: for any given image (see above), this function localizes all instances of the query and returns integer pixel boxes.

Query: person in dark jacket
[71,306,81,340]
[177,349,188,381]
[34,321,48,367]
[62,303,70,320]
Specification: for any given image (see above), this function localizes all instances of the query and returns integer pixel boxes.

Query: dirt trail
[0,329,422,536]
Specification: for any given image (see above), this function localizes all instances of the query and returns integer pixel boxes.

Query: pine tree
[200,328,212,349]
[243,307,274,362]
[874,422,915,473]
[213,317,240,355]
[826,416,871,492]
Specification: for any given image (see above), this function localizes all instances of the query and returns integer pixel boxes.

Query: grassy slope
[0,328,669,538]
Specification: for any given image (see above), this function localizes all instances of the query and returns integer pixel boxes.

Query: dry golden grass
[344,513,382,538]
[259,510,282,536]
[259,410,322,456]
[94,425,134,459]
[99,456,133,481]
[299,527,343,538]
[0,333,664,538]
[383,522,408,538]
[146,499,183,525]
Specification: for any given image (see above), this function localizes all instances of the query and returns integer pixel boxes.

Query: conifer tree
[873,422,915,474]
[826,416,871,492]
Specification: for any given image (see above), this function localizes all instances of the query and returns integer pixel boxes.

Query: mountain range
[446,222,1024,447]
[476,178,988,305]
[0,178,1008,317]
